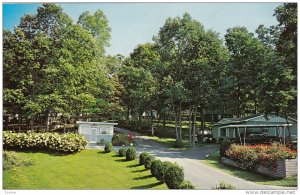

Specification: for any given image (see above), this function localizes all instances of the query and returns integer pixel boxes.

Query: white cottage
[77,121,118,143]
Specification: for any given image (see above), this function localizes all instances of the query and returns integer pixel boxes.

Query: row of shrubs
[104,142,194,189]
[104,142,137,161]
[135,150,194,189]
[3,131,88,153]
[225,143,297,170]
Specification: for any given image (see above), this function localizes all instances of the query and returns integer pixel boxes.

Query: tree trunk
[201,108,205,143]
[284,114,291,143]
[63,118,67,134]
[163,113,166,130]
[30,118,34,131]
[18,113,22,132]
[173,104,179,140]
[179,102,182,141]
[192,112,196,146]
[5,115,9,131]
[188,103,192,146]
[45,111,50,132]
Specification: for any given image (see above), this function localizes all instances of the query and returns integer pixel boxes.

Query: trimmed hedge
[126,147,136,161]
[139,152,150,165]
[104,142,113,153]
[150,159,162,178]
[156,161,173,182]
[144,155,155,170]
[3,131,88,153]
[118,148,127,157]
[164,163,184,189]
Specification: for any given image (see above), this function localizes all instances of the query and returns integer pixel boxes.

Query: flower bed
[3,131,88,153]
[222,144,297,178]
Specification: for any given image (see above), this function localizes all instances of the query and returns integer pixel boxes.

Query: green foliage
[118,119,151,132]
[215,181,236,189]
[126,147,136,161]
[118,148,127,157]
[112,134,130,146]
[172,140,185,148]
[164,163,185,189]
[156,161,173,182]
[104,142,113,153]
[3,151,34,170]
[150,159,163,178]
[3,131,88,153]
[179,180,195,189]
[144,155,155,170]
[139,152,150,165]
[220,139,231,157]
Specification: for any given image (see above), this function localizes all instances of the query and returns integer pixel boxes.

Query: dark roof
[214,113,297,126]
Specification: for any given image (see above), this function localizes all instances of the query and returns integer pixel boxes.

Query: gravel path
[89,127,297,190]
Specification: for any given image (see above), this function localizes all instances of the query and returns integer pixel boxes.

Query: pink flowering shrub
[225,144,296,170]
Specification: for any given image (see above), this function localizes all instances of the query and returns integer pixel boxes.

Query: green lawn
[202,151,297,187]
[3,149,167,189]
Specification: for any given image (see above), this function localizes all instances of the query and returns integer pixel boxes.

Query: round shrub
[126,147,136,161]
[156,161,173,181]
[139,152,150,165]
[150,159,162,177]
[104,142,113,153]
[164,163,184,189]
[144,155,155,170]
[179,180,195,189]
[118,148,127,157]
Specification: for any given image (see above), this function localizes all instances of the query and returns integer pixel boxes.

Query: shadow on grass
[4,148,70,156]
[97,151,107,154]
[112,154,120,157]
[133,175,153,180]
[131,181,164,189]
[127,164,141,168]
[115,159,127,162]
[132,169,148,173]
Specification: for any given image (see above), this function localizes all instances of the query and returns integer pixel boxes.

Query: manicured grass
[3,149,167,189]
[202,151,297,187]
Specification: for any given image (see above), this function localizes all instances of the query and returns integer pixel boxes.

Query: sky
[3,2,283,57]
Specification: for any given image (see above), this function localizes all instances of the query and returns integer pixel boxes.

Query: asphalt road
[90,127,297,190]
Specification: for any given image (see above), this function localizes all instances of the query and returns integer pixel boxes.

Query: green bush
[3,131,88,153]
[172,140,184,148]
[214,181,236,189]
[104,142,113,153]
[3,151,34,170]
[126,147,136,161]
[220,139,231,157]
[150,159,162,178]
[118,148,127,157]
[179,180,195,189]
[139,152,150,165]
[144,155,155,170]
[112,134,130,146]
[164,163,184,189]
[156,161,173,181]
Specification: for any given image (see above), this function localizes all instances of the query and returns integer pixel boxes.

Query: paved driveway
[91,127,297,190]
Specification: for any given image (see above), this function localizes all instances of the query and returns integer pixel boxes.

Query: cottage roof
[213,114,297,126]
